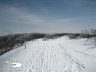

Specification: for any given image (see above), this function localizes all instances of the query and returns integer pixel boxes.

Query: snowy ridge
[0,36,96,72]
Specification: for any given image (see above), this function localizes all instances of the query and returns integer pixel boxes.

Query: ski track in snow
[0,36,96,72]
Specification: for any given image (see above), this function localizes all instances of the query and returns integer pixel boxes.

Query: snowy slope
[0,36,96,72]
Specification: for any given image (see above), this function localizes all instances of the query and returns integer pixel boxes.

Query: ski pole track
[58,43,85,72]
[72,48,96,58]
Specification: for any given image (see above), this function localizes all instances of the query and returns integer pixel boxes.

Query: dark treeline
[68,33,96,39]
[0,33,46,55]
[0,30,96,55]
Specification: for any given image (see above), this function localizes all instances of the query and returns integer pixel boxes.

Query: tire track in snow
[43,43,68,72]
[45,45,54,72]
[42,43,60,72]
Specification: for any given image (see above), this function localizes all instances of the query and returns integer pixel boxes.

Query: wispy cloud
[0,3,46,25]
[0,1,96,34]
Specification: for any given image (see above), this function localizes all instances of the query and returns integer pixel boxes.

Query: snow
[0,36,96,72]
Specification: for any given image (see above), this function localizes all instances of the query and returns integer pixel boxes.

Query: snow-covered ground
[0,36,96,72]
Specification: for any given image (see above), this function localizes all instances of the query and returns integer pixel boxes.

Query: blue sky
[0,0,96,35]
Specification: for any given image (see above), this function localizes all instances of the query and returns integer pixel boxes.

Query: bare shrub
[0,33,46,55]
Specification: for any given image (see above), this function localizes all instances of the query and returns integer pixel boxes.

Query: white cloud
[0,3,96,33]
[0,3,45,25]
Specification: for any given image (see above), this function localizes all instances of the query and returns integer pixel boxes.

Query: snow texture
[0,36,96,72]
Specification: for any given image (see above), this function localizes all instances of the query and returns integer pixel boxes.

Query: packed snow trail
[0,36,96,72]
